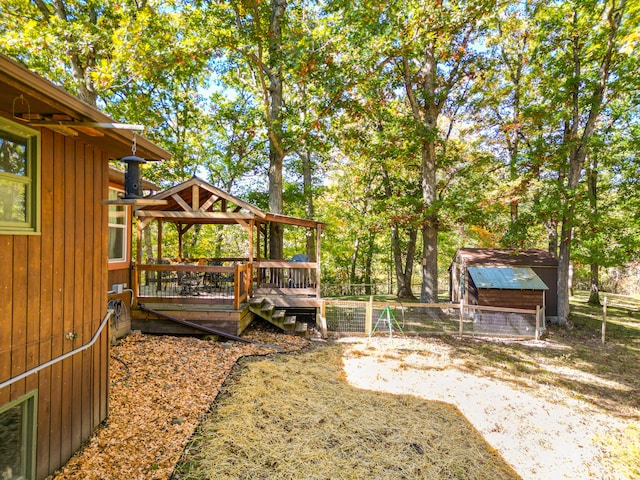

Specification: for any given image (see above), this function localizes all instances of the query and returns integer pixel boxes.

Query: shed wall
[0,127,109,479]
[476,289,545,311]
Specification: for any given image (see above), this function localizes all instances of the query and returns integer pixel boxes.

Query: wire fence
[321,300,543,339]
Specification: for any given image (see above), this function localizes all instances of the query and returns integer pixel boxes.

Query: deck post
[316,226,322,297]
[234,263,241,310]
[319,299,327,338]
[249,219,254,262]
[535,305,541,340]
[157,220,163,291]
[133,220,143,308]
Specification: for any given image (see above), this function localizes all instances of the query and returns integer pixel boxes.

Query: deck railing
[253,260,319,297]
[134,262,237,305]
[132,259,319,308]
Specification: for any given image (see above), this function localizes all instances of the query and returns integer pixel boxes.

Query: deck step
[249,298,265,309]
[248,297,309,336]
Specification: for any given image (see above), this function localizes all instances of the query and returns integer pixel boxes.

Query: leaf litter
[46,326,308,480]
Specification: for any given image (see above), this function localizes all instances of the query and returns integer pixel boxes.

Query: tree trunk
[349,236,360,285]
[364,230,376,296]
[545,218,558,257]
[392,225,417,300]
[588,263,601,306]
[557,215,573,324]
[587,154,601,306]
[556,0,624,324]
[267,0,287,261]
[420,138,438,303]
[301,150,316,260]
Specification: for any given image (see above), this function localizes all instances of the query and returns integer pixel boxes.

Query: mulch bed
[46,325,309,480]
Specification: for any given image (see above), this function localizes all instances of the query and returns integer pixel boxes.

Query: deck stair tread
[248,297,308,336]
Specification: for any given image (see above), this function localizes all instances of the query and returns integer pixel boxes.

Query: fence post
[535,305,541,340]
[602,296,607,344]
[459,299,464,339]
[318,299,328,339]
[366,296,373,336]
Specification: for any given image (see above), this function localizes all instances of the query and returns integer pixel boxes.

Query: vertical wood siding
[0,127,110,480]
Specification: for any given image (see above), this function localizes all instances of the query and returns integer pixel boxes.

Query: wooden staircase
[249,297,308,335]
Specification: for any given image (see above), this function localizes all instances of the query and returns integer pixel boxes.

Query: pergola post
[316,226,322,297]
[157,220,163,291]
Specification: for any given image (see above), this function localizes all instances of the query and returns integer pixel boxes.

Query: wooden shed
[0,53,169,480]
[450,248,558,318]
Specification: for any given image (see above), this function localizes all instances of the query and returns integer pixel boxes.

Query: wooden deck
[130,302,253,336]
[130,296,321,339]
[128,260,321,337]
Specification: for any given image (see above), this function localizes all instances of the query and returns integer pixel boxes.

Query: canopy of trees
[1,0,638,323]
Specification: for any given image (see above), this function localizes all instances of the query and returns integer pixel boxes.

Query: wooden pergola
[132,176,324,309]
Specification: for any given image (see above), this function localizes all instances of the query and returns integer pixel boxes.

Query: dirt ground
[47,325,639,480]
[339,336,636,480]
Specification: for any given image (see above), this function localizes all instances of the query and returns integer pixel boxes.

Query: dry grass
[172,346,520,480]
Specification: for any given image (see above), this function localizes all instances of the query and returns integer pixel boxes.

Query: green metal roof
[467,266,549,290]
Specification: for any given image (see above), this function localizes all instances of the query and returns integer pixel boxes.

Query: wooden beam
[47,124,79,137]
[236,219,252,234]
[136,211,255,220]
[138,217,152,231]
[179,224,193,235]
[192,185,199,210]
[172,193,192,212]
[73,126,104,137]
[26,121,145,130]
[199,194,218,212]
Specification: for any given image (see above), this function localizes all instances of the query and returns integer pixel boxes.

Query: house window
[108,188,127,263]
[0,118,40,234]
[0,391,37,480]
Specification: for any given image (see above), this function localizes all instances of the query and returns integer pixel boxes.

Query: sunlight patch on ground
[541,363,634,392]
[341,338,628,480]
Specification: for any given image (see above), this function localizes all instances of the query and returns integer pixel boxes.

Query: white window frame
[108,187,129,266]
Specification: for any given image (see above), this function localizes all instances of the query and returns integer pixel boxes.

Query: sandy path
[340,337,628,480]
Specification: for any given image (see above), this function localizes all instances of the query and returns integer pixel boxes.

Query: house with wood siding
[0,54,169,480]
